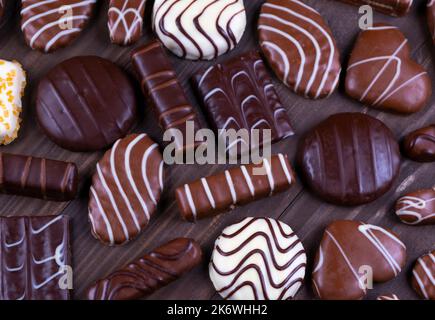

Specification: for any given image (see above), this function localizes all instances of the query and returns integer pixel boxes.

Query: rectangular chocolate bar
[0,152,78,201]
[0,215,71,300]
[336,0,412,17]
[192,51,294,156]
[175,154,296,221]
[131,40,204,154]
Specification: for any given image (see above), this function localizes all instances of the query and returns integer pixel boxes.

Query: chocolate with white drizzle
[335,0,413,17]
[412,250,435,300]
[152,0,247,60]
[209,217,306,300]
[175,154,296,222]
[346,24,431,114]
[312,220,406,300]
[377,293,399,300]
[0,215,70,300]
[258,0,341,99]
[403,125,435,162]
[87,238,202,300]
[428,0,435,43]
[395,188,435,226]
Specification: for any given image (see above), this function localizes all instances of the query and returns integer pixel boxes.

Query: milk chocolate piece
[0,215,71,300]
[346,24,431,114]
[36,56,137,152]
[403,125,435,162]
[0,152,78,201]
[395,188,435,226]
[175,154,296,222]
[87,238,202,300]
[258,0,341,99]
[335,0,413,16]
[193,52,294,156]
[412,250,435,300]
[377,294,399,300]
[312,220,407,300]
[297,113,401,206]
[428,0,435,43]
[132,40,203,154]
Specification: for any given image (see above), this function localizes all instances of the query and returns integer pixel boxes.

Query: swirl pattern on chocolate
[153,0,247,60]
[377,293,399,300]
[209,217,306,300]
[87,238,202,300]
[88,134,164,246]
[403,125,435,162]
[412,250,435,300]
[395,188,435,226]
[335,0,413,17]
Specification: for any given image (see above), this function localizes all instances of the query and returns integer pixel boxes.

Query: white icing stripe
[159,160,164,191]
[241,165,255,196]
[108,0,146,45]
[31,215,63,234]
[225,170,237,204]
[278,154,292,185]
[313,245,324,273]
[201,178,216,209]
[4,235,25,248]
[413,269,429,299]
[263,158,275,194]
[90,187,115,245]
[141,143,160,206]
[377,72,427,105]
[418,256,435,285]
[396,195,435,224]
[184,184,197,221]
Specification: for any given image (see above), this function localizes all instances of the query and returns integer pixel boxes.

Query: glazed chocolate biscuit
[403,125,435,162]
[335,0,413,17]
[412,250,435,300]
[395,188,435,225]
[176,154,296,222]
[0,152,78,201]
[258,0,341,99]
[87,238,202,300]
[297,113,401,206]
[36,56,137,152]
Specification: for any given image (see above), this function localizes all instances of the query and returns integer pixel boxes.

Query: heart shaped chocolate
[312,220,407,300]
[346,24,431,114]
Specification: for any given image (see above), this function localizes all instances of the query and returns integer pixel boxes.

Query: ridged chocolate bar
[0,153,78,201]
[336,0,413,17]
[86,238,202,300]
[175,154,296,222]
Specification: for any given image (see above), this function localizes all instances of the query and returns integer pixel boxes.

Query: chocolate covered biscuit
[335,0,413,17]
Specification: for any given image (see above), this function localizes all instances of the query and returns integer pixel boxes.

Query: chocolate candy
[312,220,407,300]
[210,217,306,300]
[0,215,71,300]
[402,125,435,162]
[176,154,296,222]
[153,0,247,60]
[36,56,137,152]
[88,134,164,246]
[377,294,399,300]
[20,0,97,53]
[0,152,78,201]
[0,59,26,145]
[0,0,4,22]
[346,24,431,114]
[335,0,413,17]
[108,0,146,46]
[258,0,341,99]
[412,250,435,300]
[428,0,435,43]
[87,238,202,300]
[297,113,401,206]
[193,51,294,155]
[395,188,435,226]
[132,40,204,154]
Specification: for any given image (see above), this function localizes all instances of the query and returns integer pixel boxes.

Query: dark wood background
[0,0,433,300]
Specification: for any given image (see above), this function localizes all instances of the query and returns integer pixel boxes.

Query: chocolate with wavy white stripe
[428,0,435,43]
[395,188,435,225]
[20,0,97,53]
[411,250,435,300]
[258,0,341,99]
[36,56,137,152]
[175,154,296,222]
[377,293,400,300]
[335,0,413,17]
[312,220,407,300]
[153,0,246,60]
[209,217,306,300]
[87,238,202,300]
[297,113,401,206]
[403,124,435,162]
[88,134,164,246]
[346,24,431,114]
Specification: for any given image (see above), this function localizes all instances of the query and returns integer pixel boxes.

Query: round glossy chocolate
[36,56,137,152]
[297,113,401,205]
[402,124,435,162]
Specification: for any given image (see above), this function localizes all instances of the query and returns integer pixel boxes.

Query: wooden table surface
[0,0,434,300]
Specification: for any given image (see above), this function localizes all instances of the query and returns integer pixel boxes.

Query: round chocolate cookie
[36,56,137,152]
[297,113,401,205]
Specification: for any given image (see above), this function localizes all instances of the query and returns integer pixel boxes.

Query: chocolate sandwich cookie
[297,113,401,206]
[0,215,71,300]
[193,51,294,156]
[346,24,431,114]
[209,217,306,300]
[428,0,435,43]
[258,0,341,99]
[335,0,413,17]
[312,220,407,300]
[395,188,435,226]
[402,125,435,162]
[88,134,164,246]
[411,250,435,300]
[20,0,97,53]
[108,0,146,46]
[377,294,399,300]
[87,238,202,300]
[36,56,137,152]
[0,152,78,201]
[153,0,247,60]
[132,40,204,155]
[176,154,296,222]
